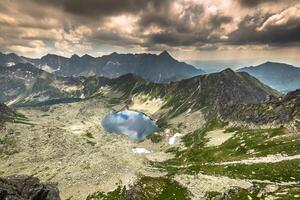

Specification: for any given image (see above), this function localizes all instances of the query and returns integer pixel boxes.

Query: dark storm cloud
[209,15,233,28]
[138,3,205,34]
[0,0,299,57]
[33,0,170,18]
[147,32,202,46]
[237,0,278,7]
[143,14,233,47]
[92,31,141,46]
[227,9,300,45]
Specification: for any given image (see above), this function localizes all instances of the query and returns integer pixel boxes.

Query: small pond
[102,109,159,141]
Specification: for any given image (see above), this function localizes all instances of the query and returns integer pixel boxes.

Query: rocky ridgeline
[221,89,300,131]
[0,51,204,83]
[0,176,60,200]
[122,68,279,119]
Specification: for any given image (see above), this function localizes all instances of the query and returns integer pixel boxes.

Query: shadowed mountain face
[0,63,84,105]
[80,68,279,122]
[237,62,300,92]
[222,89,300,131]
[0,102,15,125]
[121,68,280,119]
[0,51,204,83]
[0,53,27,67]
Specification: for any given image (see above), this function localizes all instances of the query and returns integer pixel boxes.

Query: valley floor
[0,98,169,199]
[1,97,300,199]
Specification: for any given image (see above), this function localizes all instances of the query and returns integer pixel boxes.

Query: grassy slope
[150,116,300,199]
[86,176,191,200]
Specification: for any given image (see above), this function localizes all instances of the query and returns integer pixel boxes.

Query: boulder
[0,175,60,200]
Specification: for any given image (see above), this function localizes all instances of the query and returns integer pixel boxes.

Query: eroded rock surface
[0,175,60,200]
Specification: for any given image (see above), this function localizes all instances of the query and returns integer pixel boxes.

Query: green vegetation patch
[156,120,300,175]
[192,159,300,183]
[86,176,191,200]
[147,133,163,143]
[0,135,18,156]
[87,186,126,200]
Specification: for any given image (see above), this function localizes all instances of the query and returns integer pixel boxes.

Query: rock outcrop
[0,176,61,200]
[221,89,300,131]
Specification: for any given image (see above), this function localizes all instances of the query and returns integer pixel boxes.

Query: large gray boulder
[0,176,60,200]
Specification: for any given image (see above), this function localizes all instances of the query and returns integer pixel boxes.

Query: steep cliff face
[0,176,61,200]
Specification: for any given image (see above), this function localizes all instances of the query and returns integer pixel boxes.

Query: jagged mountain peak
[220,68,235,74]
[159,50,173,59]
[71,54,80,59]
[110,52,119,56]
[81,54,95,59]
[7,52,18,57]
[0,51,205,83]
[42,53,61,58]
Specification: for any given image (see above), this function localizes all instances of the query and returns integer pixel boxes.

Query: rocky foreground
[0,175,60,200]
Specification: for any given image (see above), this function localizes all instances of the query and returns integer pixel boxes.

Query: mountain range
[0,51,204,83]
[0,63,279,120]
[1,65,297,130]
[1,52,300,199]
[2,52,300,93]
[237,61,300,92]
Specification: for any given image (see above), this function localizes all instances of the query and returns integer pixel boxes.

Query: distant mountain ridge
[1,61,295,130]
[0,63,84,106]
[81,68,279,121]
[0,51,205,83]
[237,61,300,92]
[0,62,278,112]
[127,68,280,119]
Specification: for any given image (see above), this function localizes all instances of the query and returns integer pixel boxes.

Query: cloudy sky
[0,0,299,63]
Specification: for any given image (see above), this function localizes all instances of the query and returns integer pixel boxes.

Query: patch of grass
[205,191,222,199]
[192,159,300,183]
[86,140,96,146]
[155,121,300,181]
[182,117,228,147]
[86,176,191,200]
[224,126,244,133]
[0,136,18,156]
[226,188,260,200]
[12,119,35,126]
[135,176,191,200]
[108,98,123,105]
[85,131,94,139]
[86,186,126,200]
[147,133,163,143]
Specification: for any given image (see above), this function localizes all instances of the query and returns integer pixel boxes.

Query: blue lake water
[102,109,159,141]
